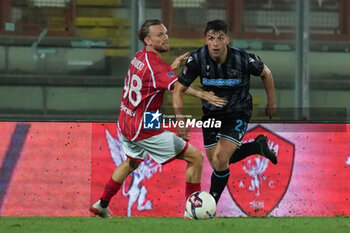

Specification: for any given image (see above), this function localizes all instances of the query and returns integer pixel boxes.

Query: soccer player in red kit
[90,19,226,218]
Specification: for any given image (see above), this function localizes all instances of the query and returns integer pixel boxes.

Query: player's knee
[195,152,204,168]
[205,154,215,169]
[181,144,203,167]
[191,149,204,169]
[212,151,228,170]
[206,156,214,168]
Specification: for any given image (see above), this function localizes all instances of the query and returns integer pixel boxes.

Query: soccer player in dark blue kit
[172,20,277,204]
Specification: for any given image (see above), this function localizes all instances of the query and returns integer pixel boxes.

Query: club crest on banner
[227,125,295,216]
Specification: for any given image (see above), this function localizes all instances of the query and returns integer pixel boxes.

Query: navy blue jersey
[178,46,264,116]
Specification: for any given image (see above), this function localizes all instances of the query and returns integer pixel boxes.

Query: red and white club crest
[227,125,295,216]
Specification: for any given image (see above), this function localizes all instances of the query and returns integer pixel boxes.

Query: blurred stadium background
[0,0,349,122]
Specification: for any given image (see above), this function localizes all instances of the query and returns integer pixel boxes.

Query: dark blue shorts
[201,111,251,150]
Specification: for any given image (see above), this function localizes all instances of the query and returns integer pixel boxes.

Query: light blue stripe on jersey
[202,78,241,86]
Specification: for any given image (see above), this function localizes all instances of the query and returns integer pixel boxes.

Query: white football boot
[89,200,112,218]
[183,210,193,219]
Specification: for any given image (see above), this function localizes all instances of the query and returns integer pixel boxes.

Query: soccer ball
[185,191,216,219]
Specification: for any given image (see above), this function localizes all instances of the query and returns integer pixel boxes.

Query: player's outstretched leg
[176,143,203,219]
[177,144,203,199]
[90,158,141,218]
[229,141,260,164]
[209,168,230,203]
[228,134,277,165]
[209,138,237,203]
[254,134,277,164]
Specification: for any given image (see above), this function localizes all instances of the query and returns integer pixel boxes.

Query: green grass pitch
[0,216,349,233]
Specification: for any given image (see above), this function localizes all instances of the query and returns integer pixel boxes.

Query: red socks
[101,179,200,203]
[185,182,201,199]
[101,177,122,202]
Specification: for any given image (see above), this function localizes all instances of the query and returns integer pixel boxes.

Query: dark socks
[209,168,230,203]
[229,141,260,164]
[100,199,109,208]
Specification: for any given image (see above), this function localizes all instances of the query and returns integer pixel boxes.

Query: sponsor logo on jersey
[120,102,136,117]
[227,125,295,216]
[131,57,145,71]
[202,78,241,86]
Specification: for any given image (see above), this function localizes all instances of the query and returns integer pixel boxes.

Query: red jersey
[118,50,177,141]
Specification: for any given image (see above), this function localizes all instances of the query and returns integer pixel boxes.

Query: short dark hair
[204,20,228,36]
[139,19,162,45]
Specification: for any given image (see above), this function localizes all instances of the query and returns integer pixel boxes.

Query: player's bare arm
[172,81,190,141]
[260,64,276,119]
[185,85,227,107]
[171,52,190,70]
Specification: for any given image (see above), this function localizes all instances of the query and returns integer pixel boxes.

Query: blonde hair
[139,19,162,45]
